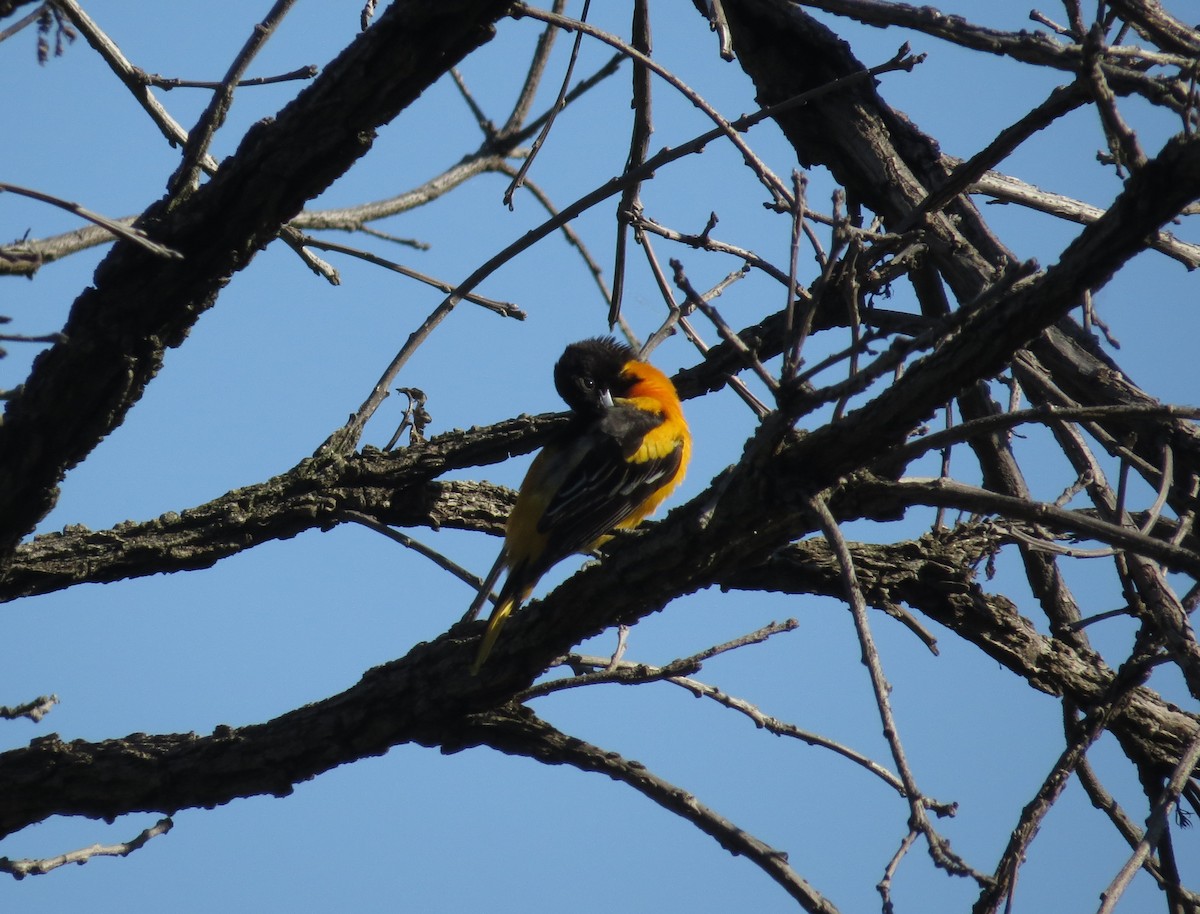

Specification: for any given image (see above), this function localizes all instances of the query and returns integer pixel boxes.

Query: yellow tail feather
[470,598,517,675]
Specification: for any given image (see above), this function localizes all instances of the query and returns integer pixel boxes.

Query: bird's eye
[580,376,597,390]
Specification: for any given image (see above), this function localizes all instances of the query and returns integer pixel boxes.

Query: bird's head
[554,337,636,414]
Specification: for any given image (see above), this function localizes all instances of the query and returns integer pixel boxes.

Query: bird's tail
[469,597,518,676]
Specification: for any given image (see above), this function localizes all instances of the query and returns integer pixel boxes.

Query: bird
[468,337,691,674]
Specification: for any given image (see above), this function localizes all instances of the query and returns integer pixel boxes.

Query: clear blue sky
[2,2,1196,911]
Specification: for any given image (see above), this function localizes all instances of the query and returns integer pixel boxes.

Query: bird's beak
[600,389,614,408]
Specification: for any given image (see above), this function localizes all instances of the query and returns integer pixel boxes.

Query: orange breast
[615,361,691,526]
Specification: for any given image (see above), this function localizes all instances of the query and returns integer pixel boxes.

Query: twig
[449,67,495,138]
[322,297,459,455]
[341,511,483,592]
[499,0,567,135]
[538,648,957,815]
[53,0,216,172]
[782,171,808,381]
[0,2,46,43]
[295,234,524,317]
[382,387,430,449]
[633,224,766,414]
[495,163,632,336]
[1083,23,1148,174]
[671,259,779,393]
[0,330,66,346]
[1096,723,1200,914]
[707,0,735,60]
[0,818,173,879]
[522,619,797,699]
[967,167,1200,268]
[143,64,317,90]
[609,0,653,328]
[878,830,919,914]
[280,225,340,283]
[1030,9,1076,38]
[169,0,300,195]
[1139,441,1172,535]
[292,153,514,232]
[459,706,841,913]
[910,81,1089,223]
[632,209,797,286]
[886,477,1200,578]
[786,189,847,385]
[886,404,1200,469]
[807,492,985,883]
[974,650,1151,914]
[503,0,590,208]
[0,182,181,259]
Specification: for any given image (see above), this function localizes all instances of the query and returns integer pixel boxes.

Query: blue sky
[2,2,1197,911]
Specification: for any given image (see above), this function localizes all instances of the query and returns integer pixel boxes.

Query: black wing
[535,405,681,563]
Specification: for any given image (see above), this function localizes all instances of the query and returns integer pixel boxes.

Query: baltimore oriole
[468,337,691,674]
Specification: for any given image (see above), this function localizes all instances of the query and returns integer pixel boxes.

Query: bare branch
[0,818,173,879]
[0,182,181,259]
[446,706,842,914]
[169,0,302,195]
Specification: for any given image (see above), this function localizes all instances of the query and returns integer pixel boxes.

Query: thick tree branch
[0,0,511,556]
[0,414,566,602]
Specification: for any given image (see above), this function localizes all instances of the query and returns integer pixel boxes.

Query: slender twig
[886,477,1200,577]
[632,210,796,286]
[910,81,1089,223]
[782,171,808,381]
[1139,441,1173,535]
[633,224,766,414]
[0,2,46,43]
[878,830,919,914]
[974,652,1150,914]
[142,65,317,90]
[463,707,841,913]
[341,511,484,592]
[295,234,524,317]
[503,0,590,208]
[807,492,985,883]
[609,0,653,327]
[500,0,567,135]
[1096,723,1200,914]
[322,298,458,455]
[0,330,66,346]
[532,647,955,815]
[495,163,631,335]
[1083,23,1148,174]
[967,167,1200,268]
[886,404,1200,469]
[786,190,847,384]
[0,818,173,879]
[671,259,780,393]
[169,0,300,195]
[0,182,181,259]
[53,0,216,172]
[449,67,495,138]
[707,0,734,60]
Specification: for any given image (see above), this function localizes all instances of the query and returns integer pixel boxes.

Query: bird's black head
[554,337,635,414]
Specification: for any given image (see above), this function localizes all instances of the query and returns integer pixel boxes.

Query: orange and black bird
[468,337,691,674]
